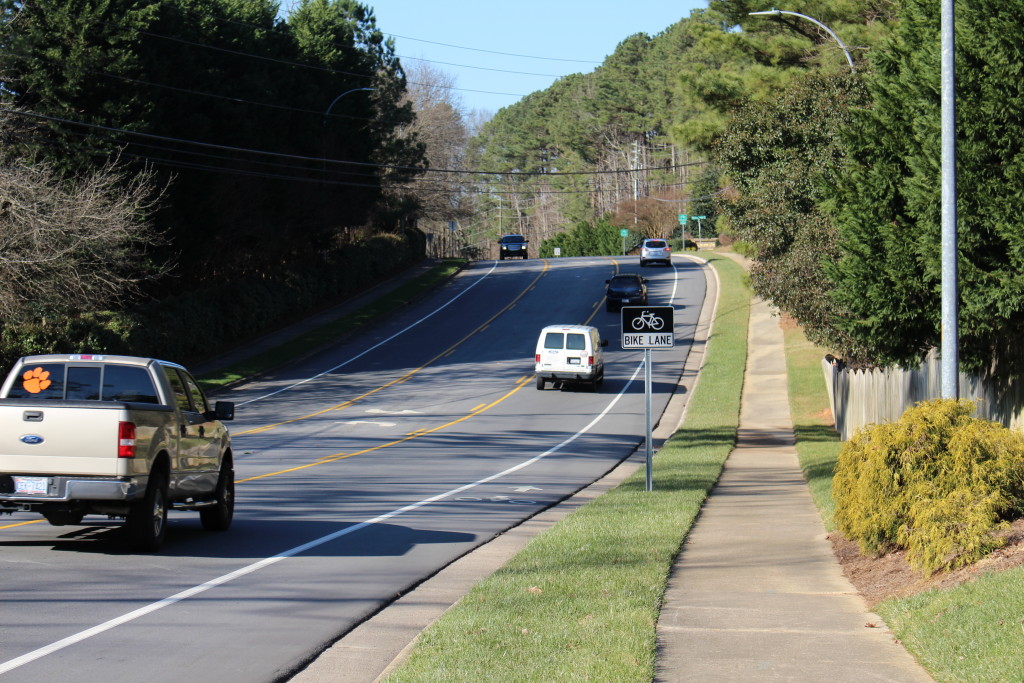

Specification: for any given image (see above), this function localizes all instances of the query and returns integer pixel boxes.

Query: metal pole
[645,348,653,491]
[748,9,855,72]
[940,0,958,399]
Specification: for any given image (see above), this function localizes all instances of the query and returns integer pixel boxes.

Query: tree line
[461,0,1024,379]
[0,0,429,364]
[3,0,1022,379]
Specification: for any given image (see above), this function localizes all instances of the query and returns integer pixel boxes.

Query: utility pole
[632,140,639,229]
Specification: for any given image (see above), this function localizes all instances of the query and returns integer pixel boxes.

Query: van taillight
[535,354,541,362]
[118,422,136,458]
[588,356,594,366]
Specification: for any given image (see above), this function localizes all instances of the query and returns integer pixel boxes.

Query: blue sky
[342,0,711,115]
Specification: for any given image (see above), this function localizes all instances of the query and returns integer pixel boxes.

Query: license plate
[568,357,581,365]
[622,298,631,303]
[14,476,49,495]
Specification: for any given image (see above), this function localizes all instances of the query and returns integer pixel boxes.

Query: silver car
[640,238,671,267]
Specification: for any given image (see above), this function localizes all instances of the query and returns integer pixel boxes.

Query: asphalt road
[0,255,708,682]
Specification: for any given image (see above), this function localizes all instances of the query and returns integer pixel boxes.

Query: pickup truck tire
[127,469,168,551]
[200,460,234,532]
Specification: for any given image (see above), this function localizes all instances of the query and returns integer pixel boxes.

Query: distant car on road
[605,273,648,312]
[498,234,528,260]
[640,238,671,267]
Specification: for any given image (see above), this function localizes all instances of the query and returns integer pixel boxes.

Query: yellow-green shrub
[833,399,1024,574]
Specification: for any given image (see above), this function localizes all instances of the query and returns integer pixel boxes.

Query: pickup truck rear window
[5,363,159,403]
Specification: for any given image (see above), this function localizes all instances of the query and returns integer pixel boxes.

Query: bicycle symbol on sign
[631,310,665,331]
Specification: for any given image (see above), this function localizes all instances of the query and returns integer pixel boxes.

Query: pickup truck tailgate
[0,402,124,476]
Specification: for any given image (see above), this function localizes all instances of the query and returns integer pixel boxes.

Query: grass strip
[384,254,750,682]
[196,259,464,390]
[783,317,1024,681]
[876,569,1024,681]
[782,323,842,530]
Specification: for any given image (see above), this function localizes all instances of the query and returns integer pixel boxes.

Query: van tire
[536,376,545,390]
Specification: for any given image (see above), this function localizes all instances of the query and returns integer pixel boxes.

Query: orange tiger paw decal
[22,367,51,394]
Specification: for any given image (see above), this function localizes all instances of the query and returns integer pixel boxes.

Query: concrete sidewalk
[654,295,931,682]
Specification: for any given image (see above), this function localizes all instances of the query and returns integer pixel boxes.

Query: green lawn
[383,254,750,682]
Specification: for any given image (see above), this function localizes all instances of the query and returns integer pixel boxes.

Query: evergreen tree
[825,0,1024,375]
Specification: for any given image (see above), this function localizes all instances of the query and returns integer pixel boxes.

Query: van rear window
[566,333,586,350]
[5,363,159,403]
[544,333,565,350]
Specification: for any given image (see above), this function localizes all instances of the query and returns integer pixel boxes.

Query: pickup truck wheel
[127,470,167,552]
[200,462,234,531]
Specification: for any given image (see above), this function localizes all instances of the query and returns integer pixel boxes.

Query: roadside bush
[833,399,1024,574]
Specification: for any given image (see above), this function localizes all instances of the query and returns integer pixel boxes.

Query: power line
[381,32,602,65]
[1,107,707,179]
[93,12,534,99]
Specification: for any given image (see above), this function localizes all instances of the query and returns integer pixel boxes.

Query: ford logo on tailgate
[19,434,44,445]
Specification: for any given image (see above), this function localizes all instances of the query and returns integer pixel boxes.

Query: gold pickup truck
[0,354,234,551]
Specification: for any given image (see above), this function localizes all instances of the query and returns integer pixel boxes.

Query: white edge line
[0,359,645,676]
[238,260,499,406]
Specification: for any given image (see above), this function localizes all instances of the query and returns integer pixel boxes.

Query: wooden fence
[823,349,1024,440]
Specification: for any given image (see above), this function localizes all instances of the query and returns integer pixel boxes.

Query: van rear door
[537,329,589,373]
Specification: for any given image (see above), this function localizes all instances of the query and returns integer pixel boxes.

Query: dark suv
[605,273,648,312]
[498,234,528,260]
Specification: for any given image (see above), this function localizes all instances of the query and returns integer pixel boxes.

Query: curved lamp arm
[323,87,376,125]
[749,9,855,72]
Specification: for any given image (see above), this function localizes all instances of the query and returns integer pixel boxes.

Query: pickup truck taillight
[118,422,137,458]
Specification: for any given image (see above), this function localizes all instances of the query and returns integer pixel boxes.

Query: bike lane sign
[620,306,674,348]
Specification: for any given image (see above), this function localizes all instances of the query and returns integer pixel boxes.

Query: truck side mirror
[210,401,235,421]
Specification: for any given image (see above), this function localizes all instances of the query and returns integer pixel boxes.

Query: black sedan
[605,273,648,311]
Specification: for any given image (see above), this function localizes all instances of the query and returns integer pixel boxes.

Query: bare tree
[397,61,472,254]
[0,154,167,323]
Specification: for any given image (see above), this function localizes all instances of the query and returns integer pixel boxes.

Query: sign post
[691,215,707,240]
[621,306,675,491]
[619,228,629,255]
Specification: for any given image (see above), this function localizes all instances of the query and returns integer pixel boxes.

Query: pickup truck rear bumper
[0,475,139,505]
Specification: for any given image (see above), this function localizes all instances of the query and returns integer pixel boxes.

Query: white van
[534,324,608,391]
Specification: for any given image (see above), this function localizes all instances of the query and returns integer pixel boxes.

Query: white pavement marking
[237,261,499,406]
[0,359,646,677]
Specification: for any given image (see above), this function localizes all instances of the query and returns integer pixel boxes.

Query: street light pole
[319,87,376,184]
[322,87,376,166]
[748,9,856,72]
[940,0,958,398]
